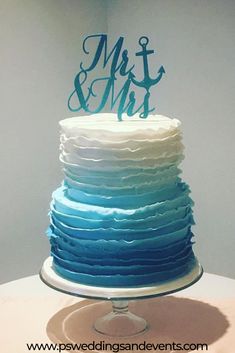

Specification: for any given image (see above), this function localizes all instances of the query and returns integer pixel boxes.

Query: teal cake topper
[68,34,165,121]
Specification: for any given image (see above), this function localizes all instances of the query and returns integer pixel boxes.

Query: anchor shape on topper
[68,34,165,121]
[130,36,165,92]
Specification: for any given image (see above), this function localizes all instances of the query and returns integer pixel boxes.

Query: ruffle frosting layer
[47,114,196,287]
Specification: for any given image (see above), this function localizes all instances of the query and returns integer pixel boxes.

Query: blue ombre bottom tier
[47,181,196,287]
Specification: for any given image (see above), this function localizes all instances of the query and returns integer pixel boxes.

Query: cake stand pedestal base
[94,300,147,336]
[40,257,203,337]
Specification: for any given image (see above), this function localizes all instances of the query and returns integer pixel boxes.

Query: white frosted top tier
[59,114,181,140]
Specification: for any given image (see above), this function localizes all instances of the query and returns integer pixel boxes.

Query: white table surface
[1,272,235,353]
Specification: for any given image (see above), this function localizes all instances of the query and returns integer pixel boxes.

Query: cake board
[40,256,203,337]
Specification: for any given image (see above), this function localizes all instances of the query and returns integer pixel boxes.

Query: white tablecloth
[1,273,235,352]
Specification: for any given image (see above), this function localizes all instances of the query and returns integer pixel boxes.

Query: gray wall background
[0,0,107,283]
[0,0,234,284]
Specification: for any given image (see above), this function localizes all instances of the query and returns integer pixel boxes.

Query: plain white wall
[1,0,235,284]
[0,0,107,284]
[107,0,235,279]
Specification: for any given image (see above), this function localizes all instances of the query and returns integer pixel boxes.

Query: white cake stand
[40,256,203,337]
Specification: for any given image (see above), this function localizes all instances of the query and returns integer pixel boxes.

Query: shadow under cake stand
[40,256,203,337]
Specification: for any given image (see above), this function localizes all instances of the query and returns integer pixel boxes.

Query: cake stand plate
[40,256,203,301]
[40,257,203,337]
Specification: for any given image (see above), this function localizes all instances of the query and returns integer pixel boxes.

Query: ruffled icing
[47,114,196,287]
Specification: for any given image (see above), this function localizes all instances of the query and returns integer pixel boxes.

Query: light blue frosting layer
[47,114,196,287]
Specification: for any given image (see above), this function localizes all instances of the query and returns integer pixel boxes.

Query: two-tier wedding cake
[46,113,197,287]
